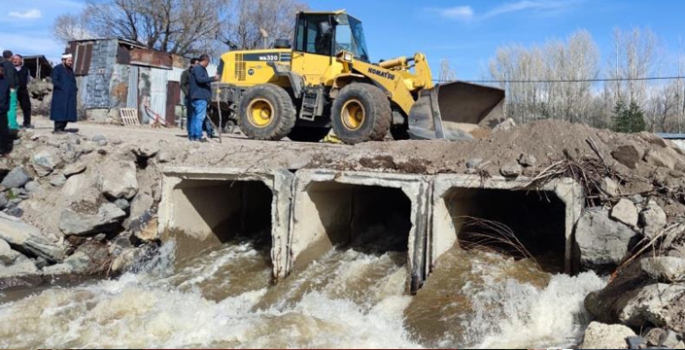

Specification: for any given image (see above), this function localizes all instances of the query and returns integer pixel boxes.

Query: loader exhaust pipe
[407,81,505,140]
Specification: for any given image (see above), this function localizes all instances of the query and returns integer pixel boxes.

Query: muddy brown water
[0,240,605,348]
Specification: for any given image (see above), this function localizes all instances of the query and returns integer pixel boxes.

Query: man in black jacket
[0,66,11,155]
[189,54,218,142]
[181,58,216,138]
[12,54,32,128]
[180,58,199,134]
[0,50,18,130]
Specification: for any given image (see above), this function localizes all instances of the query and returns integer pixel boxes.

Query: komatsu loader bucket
[407,81,505,140]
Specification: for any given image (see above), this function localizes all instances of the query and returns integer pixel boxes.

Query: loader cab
[292,11,369,84]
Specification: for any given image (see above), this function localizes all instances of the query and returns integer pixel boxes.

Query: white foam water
[0,243,605,348]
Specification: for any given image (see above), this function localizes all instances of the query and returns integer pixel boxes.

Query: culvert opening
[296,183,412,268]
[445,188,566,273]
[171,179,274,260]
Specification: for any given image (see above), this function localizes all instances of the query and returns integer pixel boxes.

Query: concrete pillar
[158,166,294,281]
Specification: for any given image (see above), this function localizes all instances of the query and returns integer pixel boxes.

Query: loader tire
[331,83,391,144]
[239,84,297,141]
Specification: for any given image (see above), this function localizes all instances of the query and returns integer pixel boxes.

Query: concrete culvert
[431,175,583,275]
[291,170,432,292]
[445,188,567,273]
[158,168,294,281]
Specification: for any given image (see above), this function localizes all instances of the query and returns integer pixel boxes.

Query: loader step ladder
[299,88,324,121]
[120,108,140,126]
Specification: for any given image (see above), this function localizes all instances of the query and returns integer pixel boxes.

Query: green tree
[612,100,646,133]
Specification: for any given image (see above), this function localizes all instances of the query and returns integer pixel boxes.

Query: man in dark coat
[50,53,78,133]
[180,58,199,134]
[189,54,218,142]
[12,54,32,128]
[181,58,215,138]
[0,50,18,130]
[0,66,11,155]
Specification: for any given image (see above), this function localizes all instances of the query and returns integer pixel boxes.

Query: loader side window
[295,14,333,56]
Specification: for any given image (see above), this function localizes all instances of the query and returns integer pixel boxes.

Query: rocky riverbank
[1,118,685,348]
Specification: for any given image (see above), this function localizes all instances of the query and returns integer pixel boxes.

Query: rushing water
[0,241,605,348]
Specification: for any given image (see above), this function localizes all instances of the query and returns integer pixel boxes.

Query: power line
[434,76,685,84]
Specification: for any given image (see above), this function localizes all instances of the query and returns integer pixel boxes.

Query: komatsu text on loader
[211,10,505,144]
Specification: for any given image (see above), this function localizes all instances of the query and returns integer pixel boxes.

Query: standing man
[12,54,33,128]
[0,67,11,155]
[50,53,78,134]
[0,50,18,130]
[189,54,218,142]
[180,58,199,136]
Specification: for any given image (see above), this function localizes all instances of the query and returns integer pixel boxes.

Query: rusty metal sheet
[166,81,181,126]
[172,54,187,69]
[130,48,172,69]
[74,43,93,76]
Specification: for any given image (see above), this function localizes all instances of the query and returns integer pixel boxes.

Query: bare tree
[52,12,96,43]
[52,0,230,56]
[219,0,308,50]
[439,59,457,82]
[489,30,600,125]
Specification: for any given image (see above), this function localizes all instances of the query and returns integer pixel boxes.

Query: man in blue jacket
[189,54,218,142]
[0,66,11,155]
[50,53,78,133]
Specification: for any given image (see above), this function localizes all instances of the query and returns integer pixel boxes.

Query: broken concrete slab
[158,166,294,282]
[291,169,431,292]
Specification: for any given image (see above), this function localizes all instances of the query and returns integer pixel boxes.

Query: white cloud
[430,0,582,22]
[9,9,42,19]
[438,6,475,20]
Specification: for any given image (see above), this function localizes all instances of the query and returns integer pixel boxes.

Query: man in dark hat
[12,54,33,128]
[0,50,18,130]
[50,53,78,133]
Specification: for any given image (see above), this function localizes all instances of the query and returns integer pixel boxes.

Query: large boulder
[644,148,676,170]
[579,322,635,349]
[641,257,685,283]
[98,160,138,200]
[640,200,667,239]
[0,167,31,189]
[0,212,65,262]
[618,283,685,332]
[59,203,127,236]
[0,238,19,265]
[32,148,62,177]
[62,172,102,207]
[0,253,38,278]
[575,208,639,273]
[123,193,154,231]
[611,198,639,228]
[64,241,111,274]
[612,144,643,169]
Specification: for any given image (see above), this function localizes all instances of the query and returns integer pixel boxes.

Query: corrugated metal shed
[127,65,139,111]
[148,68,169,124]
[69,38,190,125]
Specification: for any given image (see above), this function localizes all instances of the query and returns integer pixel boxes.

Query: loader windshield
[334,14,369,62]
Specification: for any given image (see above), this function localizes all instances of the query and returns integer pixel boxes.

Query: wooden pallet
[120,108,140,126]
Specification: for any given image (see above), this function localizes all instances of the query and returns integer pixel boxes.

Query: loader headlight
[337,51,354,63]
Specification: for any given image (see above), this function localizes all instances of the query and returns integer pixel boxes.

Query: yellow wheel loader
[212,10,505,144]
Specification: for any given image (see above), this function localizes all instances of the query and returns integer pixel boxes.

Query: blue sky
[1,0,684,78]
